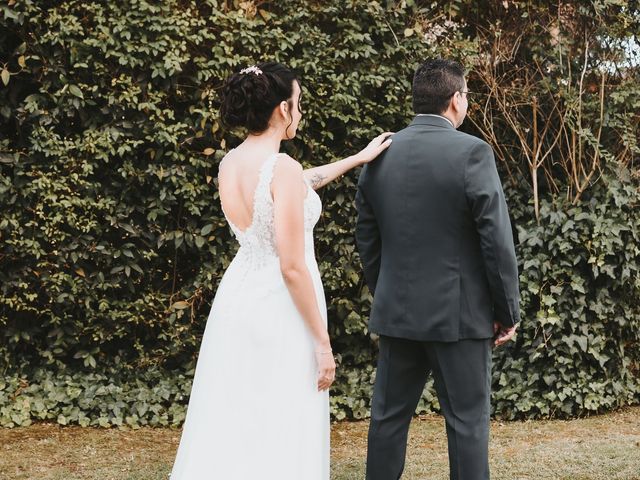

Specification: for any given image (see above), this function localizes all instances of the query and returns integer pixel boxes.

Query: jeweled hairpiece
[240,65,263,76]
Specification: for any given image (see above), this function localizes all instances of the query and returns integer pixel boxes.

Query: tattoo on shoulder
[310,173,326,189]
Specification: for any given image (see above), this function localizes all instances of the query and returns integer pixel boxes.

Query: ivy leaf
[259,9,271,21]
[68,85,83,98]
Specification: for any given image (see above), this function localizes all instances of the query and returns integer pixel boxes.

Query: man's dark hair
[412,59,465,115]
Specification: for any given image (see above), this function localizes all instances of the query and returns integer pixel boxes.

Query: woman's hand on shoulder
[354,132,394,165]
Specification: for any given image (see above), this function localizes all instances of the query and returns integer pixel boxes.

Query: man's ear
[450,93,461,113]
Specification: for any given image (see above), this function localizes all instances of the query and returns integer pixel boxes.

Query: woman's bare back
[217,147,306,233]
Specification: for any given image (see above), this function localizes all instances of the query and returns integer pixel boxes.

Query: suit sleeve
[465,141,521,327]
[355,165,382,295]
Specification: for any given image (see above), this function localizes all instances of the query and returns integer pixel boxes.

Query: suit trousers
[366,335,492,480]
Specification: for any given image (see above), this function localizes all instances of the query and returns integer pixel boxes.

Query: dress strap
[256,153,284,195]
[250,153,283,217]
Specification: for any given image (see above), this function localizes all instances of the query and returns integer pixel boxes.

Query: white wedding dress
[169,153,330,479]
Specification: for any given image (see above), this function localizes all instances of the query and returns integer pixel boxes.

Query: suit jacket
[355,115,521,341]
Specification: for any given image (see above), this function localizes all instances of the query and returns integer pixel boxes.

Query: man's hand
[493,322,517,347]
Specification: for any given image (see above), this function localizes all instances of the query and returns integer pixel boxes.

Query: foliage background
[0,0,638,427]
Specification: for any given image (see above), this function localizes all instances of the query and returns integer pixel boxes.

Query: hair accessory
[240,65,263,76]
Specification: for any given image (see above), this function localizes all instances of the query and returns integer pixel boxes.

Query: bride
[169,62,391,479]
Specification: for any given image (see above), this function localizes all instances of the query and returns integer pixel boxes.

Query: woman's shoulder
[218,147,238,172]
[273,153,302,173]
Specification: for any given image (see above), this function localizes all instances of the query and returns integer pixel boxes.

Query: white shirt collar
[416,113,454,128]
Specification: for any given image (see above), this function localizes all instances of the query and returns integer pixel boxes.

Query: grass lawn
[1,406,638,479]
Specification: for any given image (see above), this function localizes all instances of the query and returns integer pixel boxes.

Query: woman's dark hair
[412,59,465,115]
[219,62,299,134]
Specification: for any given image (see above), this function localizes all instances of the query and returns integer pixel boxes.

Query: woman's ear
[278,100,289,120]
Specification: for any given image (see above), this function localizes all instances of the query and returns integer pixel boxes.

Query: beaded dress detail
[226,153,321,269]
[169,153,329,480]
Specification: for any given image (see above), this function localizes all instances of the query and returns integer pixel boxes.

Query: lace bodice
[220,153,322,267]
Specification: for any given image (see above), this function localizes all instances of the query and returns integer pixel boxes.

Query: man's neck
[416,113,455,128]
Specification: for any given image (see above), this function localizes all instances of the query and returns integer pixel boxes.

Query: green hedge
[492,178,640,418]
[1,367,190,428]
[1,0,638,427]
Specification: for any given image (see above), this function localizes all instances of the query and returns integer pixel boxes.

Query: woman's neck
[243,128,283,152]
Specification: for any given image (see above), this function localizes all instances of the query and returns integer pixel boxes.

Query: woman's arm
[272,155,335,391]
[303,155,361,190]
[302,132,393,190]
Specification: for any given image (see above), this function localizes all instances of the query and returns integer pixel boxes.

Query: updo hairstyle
[219,62,299,134]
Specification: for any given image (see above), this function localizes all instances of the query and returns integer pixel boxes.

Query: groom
[355,59,521,480]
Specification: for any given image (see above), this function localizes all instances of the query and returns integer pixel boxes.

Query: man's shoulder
[397,121,490,146]
[452,130,490,149]
[395,125,493,159]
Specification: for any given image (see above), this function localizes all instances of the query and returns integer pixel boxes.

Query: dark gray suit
[356,115,520,479]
